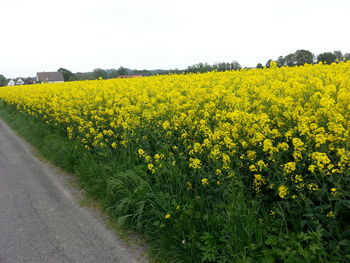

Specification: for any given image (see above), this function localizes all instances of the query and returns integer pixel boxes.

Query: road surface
[0,119,145,263]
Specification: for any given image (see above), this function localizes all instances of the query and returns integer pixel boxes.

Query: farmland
[1,61,350,262]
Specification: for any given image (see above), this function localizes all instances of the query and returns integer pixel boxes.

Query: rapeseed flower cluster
[1,61,350,206]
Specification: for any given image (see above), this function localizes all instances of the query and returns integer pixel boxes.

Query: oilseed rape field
[1,62,350,262]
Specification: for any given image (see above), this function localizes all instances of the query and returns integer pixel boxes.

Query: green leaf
[262,255,275,263]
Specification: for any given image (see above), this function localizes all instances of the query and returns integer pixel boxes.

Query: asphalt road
[0,119,144,263]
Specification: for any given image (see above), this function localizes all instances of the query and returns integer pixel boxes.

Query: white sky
[1,0,349,78]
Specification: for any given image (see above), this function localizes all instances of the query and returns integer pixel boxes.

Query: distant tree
[93,68,108,79]
[187,63,210,73]
[107,69,119,78]
[161,68,183,75]
[317,52,337,64]
[284,53,295,66]
[276,56,286,67]
[333,50,343,61]
[117,66,128,76]
[344,53,350,61]
[198,63,211,72]
[0,74,6,86]
[76,72,95,80]
[231,61,241,70]
[169,69,182,74]
[214,62,225,71]
[132,69,151,76]
[265,59,273,68]
[256,63,263,69]
[58,68,77,81]
[185,61,241,73]
[294,49,314,66]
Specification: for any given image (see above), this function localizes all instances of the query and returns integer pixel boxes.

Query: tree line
[56,50,350,82]
[57,61,242,81]
[260,49,350,68]
[1,49,350,85]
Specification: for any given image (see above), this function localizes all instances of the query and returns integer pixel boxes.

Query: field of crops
[1,62,350,262]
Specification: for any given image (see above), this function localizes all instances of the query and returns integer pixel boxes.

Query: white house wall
[7,80,15,86]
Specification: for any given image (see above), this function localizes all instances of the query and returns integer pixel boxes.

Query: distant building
[24,77,36,85]
[119,75,143,79]
[7,77,37,86]
[16,78,24,85]
[36,72,64,83]
[7,79,15,86]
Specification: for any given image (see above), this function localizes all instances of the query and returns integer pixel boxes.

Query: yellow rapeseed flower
[1,61,350,210]
[164,213,171,219]
[278,185,288,199]
[201,178,209,186]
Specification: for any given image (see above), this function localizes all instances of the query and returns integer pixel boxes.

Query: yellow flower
[277,142,289,151]
[67,127,73,140]
[193,143,202,153]
[292,138,304,149]
[186,181,193,190]
[249,165,258,172]
[189,158,202,169]
[278,185,288,199]
[257,160,267,170]
[138,148,145,157]
[215,169,222,175]
[84,145,91,151]
[331,187,337,197]
[315,134,327,147]
[263,139,273,152]
[201,178,209,185]
[228,171,235,178]
[308,183,319,191]
[253,174,267,193]
[293,174,303,183]
[283,162,296,174]
[308,165,316,173]
[2,60,350,216]
[326,211,335,218]
[147,163,156,174]
[246,150,256,160]
[311,152,331,170]
[162,121,170,129]
[164,213,171,219]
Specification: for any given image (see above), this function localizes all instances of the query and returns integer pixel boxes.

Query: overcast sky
[1,0,349,78]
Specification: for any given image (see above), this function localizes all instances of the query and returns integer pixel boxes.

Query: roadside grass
[0,101,345,262]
